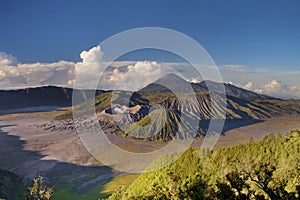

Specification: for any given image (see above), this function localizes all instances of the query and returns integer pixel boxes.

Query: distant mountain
[194,80,272,100]
[140,74,192,93]
[140,74,194,93]
[43,73,300,141]
[113,74,299,140]
[0,86,103,112]
[0,86,73,111]
[140,73,272,100]
[2,75,300,141]
[117,90,300,140]
[0,74,274,112]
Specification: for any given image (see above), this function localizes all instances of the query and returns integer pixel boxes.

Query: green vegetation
[0,169,25,200]
[56,90,300,142]
[101,174,140,196]
[55,91,113,120]
[0,174,55,200]
[27,177,54,200]
[53,183,107,200]
[0,167,137,200]
[109,130,300,199]
[1,131,299,199]
[52,174,138,200]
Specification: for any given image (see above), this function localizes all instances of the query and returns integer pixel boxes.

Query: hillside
[109,130,300,199]
[0,86,73,111]
[54,74,300,141]
[140,74,272,100]
[0,86,104,113]
[2,74,300,141]
[0,168,26,200]
[111,91,300,141]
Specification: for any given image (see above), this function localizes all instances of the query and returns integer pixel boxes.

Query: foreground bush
[109,131,300,199]
[27,176,54,200]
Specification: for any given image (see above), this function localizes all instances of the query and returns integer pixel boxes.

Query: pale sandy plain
[0,108,299,189]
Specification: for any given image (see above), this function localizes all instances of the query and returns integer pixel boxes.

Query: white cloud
[253,79,300,99]
[188,77,201,83]
[231,79,300,99]
[1,47,300,99]
[0,70,6,77]
[73,46,168,90]
[0,52,18,67]
[221,64,300,99]
[0,52,75,89]
[263,79,282,93]
[103,61,166,91]
[0,47,168,91]
[243,82,254,90]
[73,46,104,88]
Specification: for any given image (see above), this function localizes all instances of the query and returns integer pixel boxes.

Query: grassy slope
[0,162,137,200]
[0,169,26,200]
[53,174,138,200]
[109,130,300,199]
[2,127,298,199]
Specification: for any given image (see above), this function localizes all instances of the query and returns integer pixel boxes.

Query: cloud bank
[0,47,299,99]
[240,80,300,99]
[0,52,75,89]
[219,64,300,99]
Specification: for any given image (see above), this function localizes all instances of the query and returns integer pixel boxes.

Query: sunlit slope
[54,74,300,141]
[117,91,299,140]
[109,131,300,199]
[56,87,300,141]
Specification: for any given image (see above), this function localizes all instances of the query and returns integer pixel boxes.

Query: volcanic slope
[51,74,300,141]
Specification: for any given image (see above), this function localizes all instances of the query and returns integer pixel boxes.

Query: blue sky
[0,0,299,69]
[0,0,300,98]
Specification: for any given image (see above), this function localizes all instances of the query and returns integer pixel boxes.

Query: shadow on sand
[199,119,264,135]
[0,125,116,196]
[0,117,265,197]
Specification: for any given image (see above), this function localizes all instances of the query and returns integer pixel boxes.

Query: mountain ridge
[140,73,274,100]
[1,76,300,141]
[0,73,282,112]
